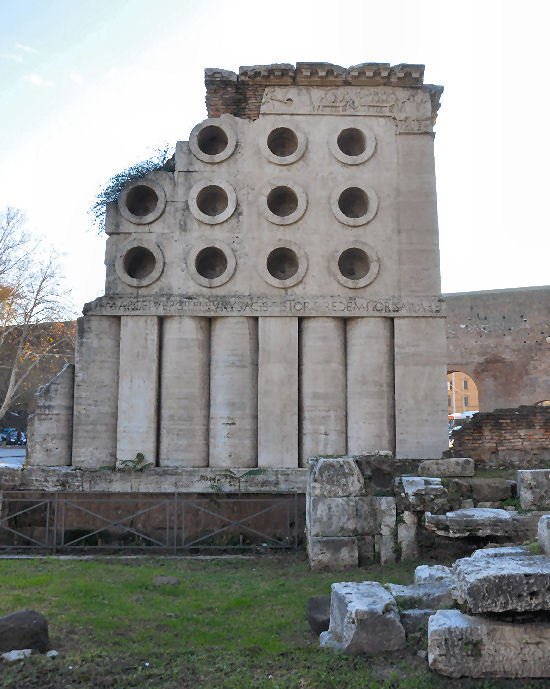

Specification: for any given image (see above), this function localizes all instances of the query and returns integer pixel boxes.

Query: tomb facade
[28,62,448,477]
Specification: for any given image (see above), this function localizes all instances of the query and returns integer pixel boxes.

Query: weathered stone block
[538,515,550,555]
[397,511,418,560]
[374,533,395,564]
[385,582,455,610]
[306,594,331,635]
[308,537,358,572]
[429,609,550,678]
[425,508,517,538]
[518,470,550,510]
[0,610,49,653]
[414,564,454,585]
[470,478,514,504]
[453,553,550,613]
[470,545,531,559]
[309,496,375,537]
[308,457,365,498]
[373,496,396,535]
[418,458,474,477]
[396,476,448,512]
[320,582,405,655]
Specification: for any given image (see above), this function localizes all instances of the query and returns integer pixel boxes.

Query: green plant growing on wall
[117,452,152,472]
[90,145,173,232]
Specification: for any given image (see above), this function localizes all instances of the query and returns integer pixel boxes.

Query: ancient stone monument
[28,62,448,476]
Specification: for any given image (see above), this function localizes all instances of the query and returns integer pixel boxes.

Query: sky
[1,0,549,312]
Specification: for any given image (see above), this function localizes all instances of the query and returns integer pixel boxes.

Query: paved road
[0,447,26,467]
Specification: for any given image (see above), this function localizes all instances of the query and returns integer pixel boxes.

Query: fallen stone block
[385,582,455,610]
[400,609,435,634]
[308,457,365,498]
[425,508,517,538]
[453,553,550,613]
[414,564,454,585]
[396,476,448,512]
[518,470,550,511]
[470,545,531,559]
[308,537,358,572]
[306,594,331,635]
[428,609,550,678]
[418,458,474,477]
[308,496,375,537]
[320,581,405,655]
[538,514,550,555]
[0,610,49,654]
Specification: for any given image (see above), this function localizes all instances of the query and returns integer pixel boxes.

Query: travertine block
[394,318,448,459]
[425,508,517,538]
[28,364,74,466]
[258,317,298,468]
[429,609,550,678]
[308,457,365,498]
[518,470,550,510]
[538,515,550,555]
[299,318,346,465]
[418,458,475,477]
[209,317,258,467]
[308,537,358,572]
[453,553,550,613]
[375,533,395,564]
[397,510,418,560]
[385,582,455,610]
[321,582,405,655]
[72,316,120,468]
[159,317,209,467]
[309,496,376,537]
[346,318,394,454]
[117,316,159,465]
[414,564,454,585]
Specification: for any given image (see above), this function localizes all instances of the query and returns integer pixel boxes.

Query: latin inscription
[84,295,445,318]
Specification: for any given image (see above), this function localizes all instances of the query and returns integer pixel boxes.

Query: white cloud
[23,74,54,87]
[69,71,84,85]
[15,43,37,54]
[2,53,23,62]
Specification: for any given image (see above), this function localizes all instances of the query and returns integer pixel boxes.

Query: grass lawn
[0,554,547,689]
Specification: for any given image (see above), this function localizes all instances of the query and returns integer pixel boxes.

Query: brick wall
[452,405,550,469]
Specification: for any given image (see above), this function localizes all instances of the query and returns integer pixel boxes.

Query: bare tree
[0,208,75,420]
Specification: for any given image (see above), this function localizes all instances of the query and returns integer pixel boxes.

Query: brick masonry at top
[205,62,442,122]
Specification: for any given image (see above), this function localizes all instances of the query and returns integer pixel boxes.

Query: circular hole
[123,247,157,280]
[196,185,229,217]
[338,248,370,281]
[195,247,228,280]
[267,127,299,157]
[337,128,367,157]
[267,186,298,217]
[197,125,228,155]
[266,247,299,281]
[338,187,369,218]
[125,185,158,217]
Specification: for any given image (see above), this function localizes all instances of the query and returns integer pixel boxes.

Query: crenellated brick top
[205,62,441,121]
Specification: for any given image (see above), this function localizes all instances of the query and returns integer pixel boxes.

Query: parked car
[5,430,26,446]
[0,427,16,442]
